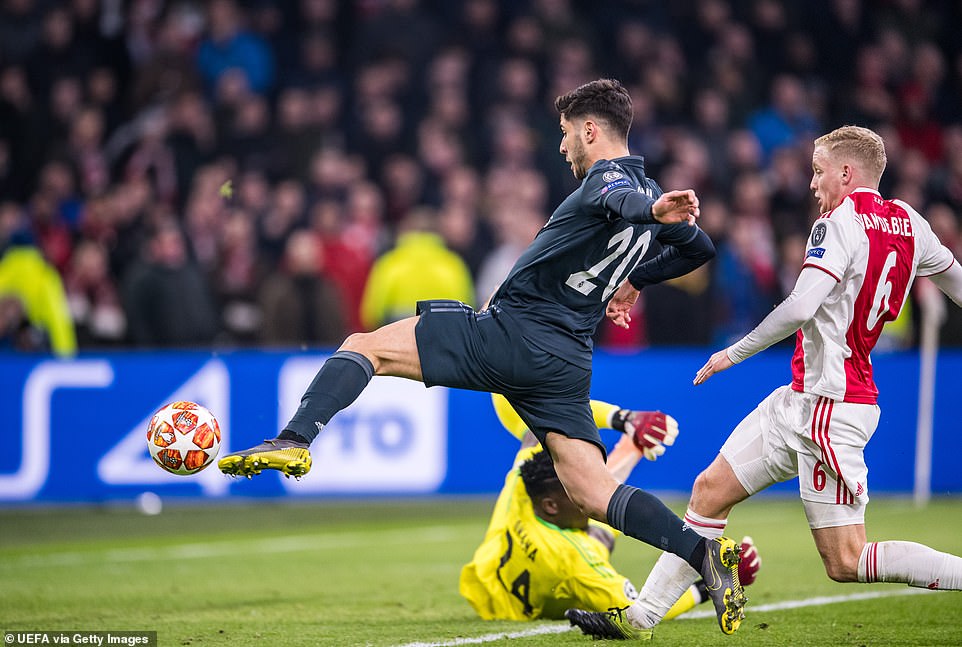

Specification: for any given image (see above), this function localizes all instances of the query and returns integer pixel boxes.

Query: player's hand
[622,410,679,461]
[738,536,762,586]
[652,189,699,226]
[606,281,639,329]
[693,348,734,385]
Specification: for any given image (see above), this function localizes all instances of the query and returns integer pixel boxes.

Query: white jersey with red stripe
[792,188,954,403]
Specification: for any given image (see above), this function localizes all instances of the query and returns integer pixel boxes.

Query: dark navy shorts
[414,299,604,457]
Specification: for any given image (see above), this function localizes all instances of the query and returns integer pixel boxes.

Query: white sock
[681,508,728,540]
[627,508,728,628]
[858,541,962,589]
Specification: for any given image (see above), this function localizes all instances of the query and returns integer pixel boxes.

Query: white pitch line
[675,585,933,620]
[394,624,573,647]
[392,587,936,647]
[0,525,460,569]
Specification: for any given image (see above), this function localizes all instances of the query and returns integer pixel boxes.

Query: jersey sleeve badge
[811,222,827,246]
[602,171,624,182]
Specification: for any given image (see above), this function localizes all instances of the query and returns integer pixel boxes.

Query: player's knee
[690,469,720,510]
[689,459,744,518]
[691,469,712,495]
[821,553,860,582]
[823,561,858,582]
[556,478,607,521]
[567,487,605,521]
[339,332,367,353]
[337,333,382,372]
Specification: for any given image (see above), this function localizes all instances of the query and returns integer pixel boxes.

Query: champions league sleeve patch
[600,168,631,195]
[811,221,827,246]
[601,179,631,194]
[603,170,624,182]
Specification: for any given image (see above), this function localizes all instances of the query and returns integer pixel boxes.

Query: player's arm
[626,226,715,289]
[927,260,962,307]
[903,202,961,305]
[585,164,699,226]
[694,266,837,384]
[604,182,700,226]
[607,226,715,329]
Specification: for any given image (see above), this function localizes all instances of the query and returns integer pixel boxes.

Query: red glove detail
[623,411,678,461]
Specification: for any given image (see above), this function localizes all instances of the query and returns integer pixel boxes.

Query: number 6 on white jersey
[867,251,899,331]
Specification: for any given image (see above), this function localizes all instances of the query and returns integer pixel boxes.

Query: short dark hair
[519,449,564,500]
[554,78,633,139]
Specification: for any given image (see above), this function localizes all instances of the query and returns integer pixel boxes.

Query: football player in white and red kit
[568,125,962,636]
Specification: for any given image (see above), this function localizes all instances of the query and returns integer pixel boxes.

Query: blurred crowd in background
[1,0,962,356]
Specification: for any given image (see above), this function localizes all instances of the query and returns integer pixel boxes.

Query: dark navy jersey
[490,156,701,368]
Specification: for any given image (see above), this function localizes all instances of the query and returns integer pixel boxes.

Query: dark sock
[607,483,705,570]
[283,351,374,444]
[277,430,309,444]
[693,580,709,604]
[688,540,706,570]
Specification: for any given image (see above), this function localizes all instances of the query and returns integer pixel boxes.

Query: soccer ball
[147,401,221,475]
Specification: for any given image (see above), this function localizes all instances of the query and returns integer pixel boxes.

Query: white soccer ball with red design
[146,401,222,475]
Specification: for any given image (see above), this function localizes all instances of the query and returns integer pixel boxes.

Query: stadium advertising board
[0,351,450,502]
[1,349,961,503]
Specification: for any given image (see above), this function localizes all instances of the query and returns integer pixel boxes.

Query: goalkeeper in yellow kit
[460,394,760,623]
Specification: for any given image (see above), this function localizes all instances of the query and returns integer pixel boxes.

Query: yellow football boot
[218,439,312,479]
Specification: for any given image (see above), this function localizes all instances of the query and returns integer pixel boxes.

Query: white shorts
[720,386,880,529]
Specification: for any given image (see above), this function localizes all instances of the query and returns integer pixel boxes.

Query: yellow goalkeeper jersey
[459,446,635,620]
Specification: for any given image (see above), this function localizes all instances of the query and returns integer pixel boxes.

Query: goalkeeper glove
[612,409,679,461]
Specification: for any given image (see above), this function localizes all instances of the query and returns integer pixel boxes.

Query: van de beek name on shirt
[853,211,913,237]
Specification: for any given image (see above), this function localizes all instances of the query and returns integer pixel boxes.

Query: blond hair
[814,126,887,183]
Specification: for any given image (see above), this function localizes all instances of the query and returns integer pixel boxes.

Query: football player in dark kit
[220,79,747,638]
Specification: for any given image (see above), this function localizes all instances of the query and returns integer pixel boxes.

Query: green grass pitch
[2,497,961,646]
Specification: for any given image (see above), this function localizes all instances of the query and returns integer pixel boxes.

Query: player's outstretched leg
[218,438,311,479]
[219,349,377,479]
[565,607,654,640]
[699,536,747,634]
